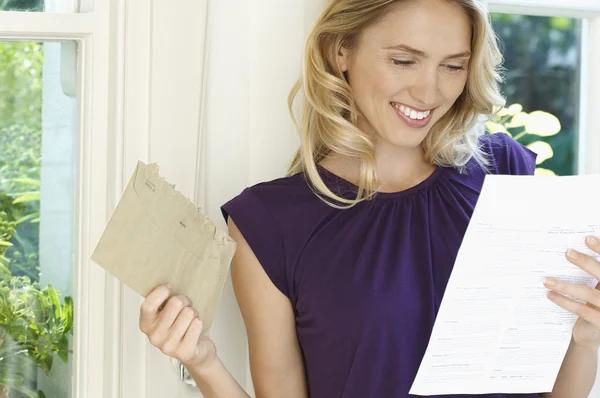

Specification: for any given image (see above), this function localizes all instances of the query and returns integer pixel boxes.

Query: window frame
[489,0,600,175]
[0,5,121,398]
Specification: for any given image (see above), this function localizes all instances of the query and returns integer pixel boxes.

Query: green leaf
[46,285,62,321]
[15,213,39,225]
[63,296,73,334]
[550,17,573,30]
[0,263,10,279]
[535,168,557,177]
[485,122,511,136]
[56,335,69,362]
[527,141,554,164]
[8,178,40,188]
[505,111,529,128]
[12,192,40,204]
[0,241,12,247]
[525,111,562,137]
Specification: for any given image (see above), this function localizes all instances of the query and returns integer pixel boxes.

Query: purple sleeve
[482,133,538,175]
[221,188,289,299]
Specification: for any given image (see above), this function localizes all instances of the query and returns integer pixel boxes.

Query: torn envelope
[91,161,236,336]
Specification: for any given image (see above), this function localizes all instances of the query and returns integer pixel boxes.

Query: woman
[139,0,600,397]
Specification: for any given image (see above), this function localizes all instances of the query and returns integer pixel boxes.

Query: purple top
[221,133,540,398]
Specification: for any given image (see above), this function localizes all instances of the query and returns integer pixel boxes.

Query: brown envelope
[90,161,236,336]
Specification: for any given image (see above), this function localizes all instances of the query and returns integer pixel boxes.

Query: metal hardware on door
[169,357,197,388]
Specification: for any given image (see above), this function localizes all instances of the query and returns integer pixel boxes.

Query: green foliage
[486,104,563,176]
[0,43,43,128]
[0,275,73,378]
[491,14,579,176]
[0,211,16,272]
[0,335,45,398]
[0,0,43,12]
[0,42,43,280]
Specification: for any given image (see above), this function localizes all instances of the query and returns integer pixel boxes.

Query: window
[0,40,77,398]
[489,14,582,176]
[0,3,111,398]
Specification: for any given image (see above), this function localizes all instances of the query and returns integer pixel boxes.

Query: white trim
[0,12,96,38]
[489,0,600,18]
[582,17,600,175]
[117,0,153,396]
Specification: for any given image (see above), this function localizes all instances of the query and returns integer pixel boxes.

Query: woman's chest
[291,207,473,332]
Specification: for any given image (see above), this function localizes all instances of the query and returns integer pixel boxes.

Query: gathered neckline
[315,163,445,200]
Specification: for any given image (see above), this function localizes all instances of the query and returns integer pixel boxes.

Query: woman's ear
[337,47,350,72]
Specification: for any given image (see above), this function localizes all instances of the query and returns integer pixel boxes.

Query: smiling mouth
[390,102,435,128]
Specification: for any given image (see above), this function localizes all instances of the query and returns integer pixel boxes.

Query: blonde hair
[287,0,505,207]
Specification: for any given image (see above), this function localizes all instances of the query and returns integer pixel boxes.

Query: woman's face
[338,0,472,149]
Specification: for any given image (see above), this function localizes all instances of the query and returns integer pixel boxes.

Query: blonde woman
[139,1,600,397]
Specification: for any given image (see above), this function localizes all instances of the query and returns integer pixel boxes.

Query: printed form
[410,174,600,396]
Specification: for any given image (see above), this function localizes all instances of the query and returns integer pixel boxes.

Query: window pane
[489,14,582,176]
[0,0,78,12]
[0,41,77,398]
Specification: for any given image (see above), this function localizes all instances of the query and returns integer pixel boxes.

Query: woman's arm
[543,338,597,398]
[185,358,251,398]
[228,218,309,398]
[139,285,250,397]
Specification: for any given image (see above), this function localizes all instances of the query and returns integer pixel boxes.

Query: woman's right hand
[139,284,217,368]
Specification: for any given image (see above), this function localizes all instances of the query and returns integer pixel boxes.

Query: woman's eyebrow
[384,44,471,59]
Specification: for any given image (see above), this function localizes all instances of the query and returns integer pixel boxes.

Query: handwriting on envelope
[90,161,236,336]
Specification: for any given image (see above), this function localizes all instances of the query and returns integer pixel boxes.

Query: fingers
[565,241,600,281]
[148,295,193,347]
[161,306,199,356]
[586,236,600,255]
[178,318,205,364]
[140,284,172,332]
[547,290,600,328]
[544,277,600,309]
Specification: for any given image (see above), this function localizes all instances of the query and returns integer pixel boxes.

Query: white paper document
[410,174,600,396]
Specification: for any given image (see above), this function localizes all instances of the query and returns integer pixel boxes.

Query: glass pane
[489,15,582,176]
[0,0,78,12]
[0,41,77,398]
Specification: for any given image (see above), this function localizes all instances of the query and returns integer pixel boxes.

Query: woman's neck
[319,139,436,193]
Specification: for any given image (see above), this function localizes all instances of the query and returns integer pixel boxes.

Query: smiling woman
[286,0,505,207]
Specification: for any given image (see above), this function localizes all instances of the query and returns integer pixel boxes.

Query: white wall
[111,1,323,396]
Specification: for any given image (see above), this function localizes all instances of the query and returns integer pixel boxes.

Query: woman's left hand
[543,235,600,351]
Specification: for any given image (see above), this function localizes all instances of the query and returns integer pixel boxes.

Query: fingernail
[567,249,579,259]
[587,236,598,246]
[543,277,556,287]
[166,283,172,290]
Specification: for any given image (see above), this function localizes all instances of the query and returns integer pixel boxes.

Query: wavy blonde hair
[287,0,505,207]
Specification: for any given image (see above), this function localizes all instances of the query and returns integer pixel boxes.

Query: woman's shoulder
[476,133,538,175]
[222,171,319,218]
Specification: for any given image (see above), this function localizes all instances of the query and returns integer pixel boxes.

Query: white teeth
[392,103,432,120]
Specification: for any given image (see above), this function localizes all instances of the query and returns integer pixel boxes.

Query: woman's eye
[392,59,415,67]
[445,65,465,72]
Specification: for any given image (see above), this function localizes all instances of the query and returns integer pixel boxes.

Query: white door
[115,1,319,397]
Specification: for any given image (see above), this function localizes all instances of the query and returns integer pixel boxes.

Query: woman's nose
[408,69,438,108]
